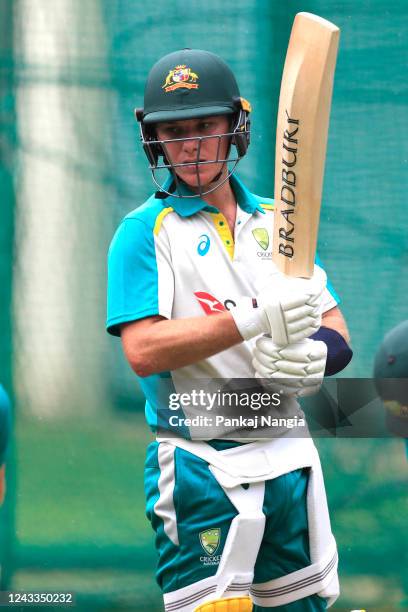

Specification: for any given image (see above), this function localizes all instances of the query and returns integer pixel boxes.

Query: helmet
[135,49,251,198]
[373,320,408,437]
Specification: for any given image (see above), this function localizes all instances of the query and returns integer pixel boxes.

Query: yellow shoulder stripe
[260,203,274,211]
[154,206,174,236]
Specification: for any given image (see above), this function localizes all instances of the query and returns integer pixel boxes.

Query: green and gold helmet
[135,48,251,197]
[374,320,408,437]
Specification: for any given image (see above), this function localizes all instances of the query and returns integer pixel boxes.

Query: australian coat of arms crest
[162,65,199,92]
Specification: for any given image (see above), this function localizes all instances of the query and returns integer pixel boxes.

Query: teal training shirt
[106,174,340,433]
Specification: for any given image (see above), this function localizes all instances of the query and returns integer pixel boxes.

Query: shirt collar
[158,173,265,217]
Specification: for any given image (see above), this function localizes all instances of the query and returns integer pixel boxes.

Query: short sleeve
[106,218,174,336]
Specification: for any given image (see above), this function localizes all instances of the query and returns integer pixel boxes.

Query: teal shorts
[145,441,327,611]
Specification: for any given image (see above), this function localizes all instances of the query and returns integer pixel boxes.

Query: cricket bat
[273,12,340,278]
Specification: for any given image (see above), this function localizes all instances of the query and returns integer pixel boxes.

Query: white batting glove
[230,264,326,344]
[252,336,327,398]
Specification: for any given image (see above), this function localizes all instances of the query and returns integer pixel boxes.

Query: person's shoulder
[233,175,275,214]
[108,194,176,253]
[122,193,175,232]
[252,192,275,213]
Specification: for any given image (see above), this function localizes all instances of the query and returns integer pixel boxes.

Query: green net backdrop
[0,0,407,610]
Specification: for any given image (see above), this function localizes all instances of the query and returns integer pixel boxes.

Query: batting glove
[230,264,326,344]
[252,336,327,397]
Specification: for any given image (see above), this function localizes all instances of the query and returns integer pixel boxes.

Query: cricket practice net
[0,1,407,609]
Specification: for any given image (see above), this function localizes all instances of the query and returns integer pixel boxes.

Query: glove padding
[252,336,327,398]
[230,264,326,344]
[256,265,326,345]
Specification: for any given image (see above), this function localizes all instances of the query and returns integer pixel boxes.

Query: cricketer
[106,49,352,611]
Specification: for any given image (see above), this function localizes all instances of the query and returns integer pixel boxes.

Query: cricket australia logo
[162,65,199,92]
[252,228,272,260]
[200,528,220,555]
[199,527,221,566]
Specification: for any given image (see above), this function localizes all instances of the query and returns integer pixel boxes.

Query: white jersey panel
[158,205,337,380]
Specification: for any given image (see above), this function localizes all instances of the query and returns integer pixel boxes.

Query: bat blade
[273,12,340,278]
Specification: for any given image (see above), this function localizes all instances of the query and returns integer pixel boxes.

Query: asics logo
[197,234,211,256]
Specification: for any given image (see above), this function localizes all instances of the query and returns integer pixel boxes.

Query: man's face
[155,115,231,190]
